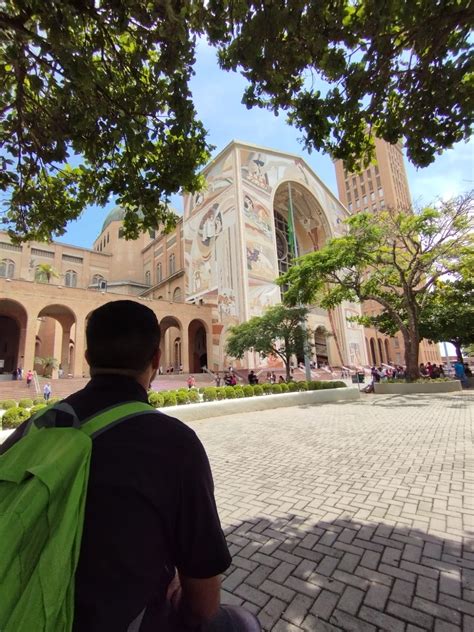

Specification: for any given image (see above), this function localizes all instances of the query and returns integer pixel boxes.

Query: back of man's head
[86,300,161,372]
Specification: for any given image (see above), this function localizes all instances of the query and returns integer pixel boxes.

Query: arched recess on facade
[188,319,208,373]
[35,304,77,377]
[272,180,332,283]
[0,299,28,374]
[377,338,384,365]
[159,315,183,372]
[384,339,391,364]
[369,338,377,365]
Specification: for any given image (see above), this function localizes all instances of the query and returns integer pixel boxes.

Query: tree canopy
[419,276,474,362]
[225,304,310,380]
[279,192,474,380]
[0,0,472,241]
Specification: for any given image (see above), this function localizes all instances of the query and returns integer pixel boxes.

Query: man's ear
[151,348,161,370]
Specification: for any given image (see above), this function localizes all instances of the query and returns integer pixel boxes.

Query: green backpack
[0,400,154,632]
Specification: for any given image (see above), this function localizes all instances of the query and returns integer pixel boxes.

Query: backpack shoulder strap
[80,401,156,438]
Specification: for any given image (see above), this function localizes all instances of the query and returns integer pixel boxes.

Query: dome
[101,206,126,233]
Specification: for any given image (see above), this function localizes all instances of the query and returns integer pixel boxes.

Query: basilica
[0,140,441,378]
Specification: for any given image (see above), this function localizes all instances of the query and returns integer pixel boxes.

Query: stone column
[73,318,86,377]
[61,326,71,375]
[22,317,38,374]
[181,326,190,373]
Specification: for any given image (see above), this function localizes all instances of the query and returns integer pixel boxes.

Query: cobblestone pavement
[189,393,474,632]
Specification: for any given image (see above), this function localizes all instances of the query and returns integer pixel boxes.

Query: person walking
[43,383,52,401]
[26,369,33,388]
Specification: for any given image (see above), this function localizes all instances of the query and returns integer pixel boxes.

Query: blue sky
[57,39,474,250]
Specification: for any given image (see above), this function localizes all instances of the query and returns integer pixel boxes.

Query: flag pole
[287,182,312,382]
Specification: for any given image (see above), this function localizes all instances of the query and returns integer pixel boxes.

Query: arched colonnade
[0,288,213,378]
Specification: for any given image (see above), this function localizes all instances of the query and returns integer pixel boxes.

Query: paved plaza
[189,393,474,631]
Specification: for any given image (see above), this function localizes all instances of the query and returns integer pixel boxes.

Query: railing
[33,370,41,395]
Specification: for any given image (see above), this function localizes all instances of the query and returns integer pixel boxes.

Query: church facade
[1,141,373,378]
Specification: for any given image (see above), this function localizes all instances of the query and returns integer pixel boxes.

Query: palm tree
[34,356,59,377]
[35,263,59,283]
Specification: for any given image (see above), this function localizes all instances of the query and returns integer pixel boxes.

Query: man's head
[86,301,161,378]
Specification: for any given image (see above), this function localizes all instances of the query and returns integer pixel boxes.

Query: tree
[35,263,59,283]
[279,192,473,381]
[1,1,472,241]
[34,355,59,377]
[419,277,474,362]
[225,304,310,381]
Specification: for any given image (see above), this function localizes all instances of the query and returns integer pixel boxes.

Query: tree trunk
[453,341,463,362]
[402,303,421,382]
[285,358,291,382]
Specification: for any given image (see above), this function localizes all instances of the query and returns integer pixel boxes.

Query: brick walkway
[189,393,474,631]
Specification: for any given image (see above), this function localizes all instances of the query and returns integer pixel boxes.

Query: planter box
[374,381,462,395]
[0,387,360,442]
[161,386,361,423]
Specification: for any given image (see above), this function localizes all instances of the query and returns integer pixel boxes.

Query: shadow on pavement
[221,513,473,631]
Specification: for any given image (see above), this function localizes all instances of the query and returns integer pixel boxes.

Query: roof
[101,206,127,233]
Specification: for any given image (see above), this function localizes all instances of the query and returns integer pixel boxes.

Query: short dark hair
[86,300,161,371]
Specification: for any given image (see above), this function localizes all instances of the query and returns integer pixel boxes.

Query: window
[370,192,375,201]
[91,274,105,287]
[64,270,77,288]
[118,228,125,239]
[156,262,162,283]
[378,187,383,198]
[0,258,14,278]
[173,287,182,302]
[107,233,110,244]
[145,270,151,285]
[348,203,353,212]
[169,253,176,275]
[148,229,156,239]
[62,254,83,263]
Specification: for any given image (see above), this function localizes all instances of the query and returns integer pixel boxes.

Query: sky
[57,39,474,250]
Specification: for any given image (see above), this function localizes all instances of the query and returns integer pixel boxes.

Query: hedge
[148,391,165,408]
[2,406,30,429]
[18,398,33,408]
[1,399,17,410]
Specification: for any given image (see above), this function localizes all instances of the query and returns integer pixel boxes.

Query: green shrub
[2,406,30,429]
[307,381,322,390]
[187,390,200,403]
[280,382,289,393]
[297,381,308,391]
[262,383,273,394]
[223,386,236,399]
[198,387,206,393]
[48,397,61,405]
[331,381,346,388]
[18,398,33,408]
[1,399,17,410]
[216,387,227,400]
[242,385,254,398]
[148,391,165,408]
[33,397,45,405]
[176,391,189,405]
[203,387,217,402]
[162,392,177,407]
[233,386,244,398]
[271,384,282,394]
[287,381,299,392]
[253,385,263,396]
